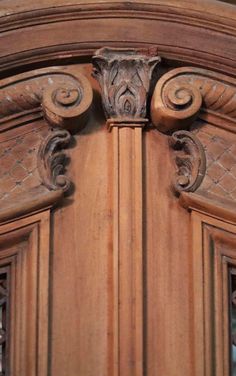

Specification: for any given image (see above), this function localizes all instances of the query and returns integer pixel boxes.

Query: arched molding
[0,1,235,76]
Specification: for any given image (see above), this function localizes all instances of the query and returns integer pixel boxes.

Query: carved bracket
[0,66,93,132]
[38,129,71,192]
[92,47,160,129]
[151,67,236,133]
[0,65,93,222]
[169,130,206,194]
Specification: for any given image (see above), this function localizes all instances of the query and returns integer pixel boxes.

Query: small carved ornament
[169,130,206,194]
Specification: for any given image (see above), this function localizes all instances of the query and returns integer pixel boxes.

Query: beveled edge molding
[180,191,236,225]
[169,130,206,194]
[151,67,236,133]
[92,46,160,130]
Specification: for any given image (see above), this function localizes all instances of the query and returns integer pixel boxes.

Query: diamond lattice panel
[192,124,236,201]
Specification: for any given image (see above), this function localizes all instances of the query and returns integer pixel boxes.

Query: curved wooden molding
[180,191,236,225]
[0,1,236,76]
[0,66,93,132]
[169,130,206,194]
[151,67,236,133]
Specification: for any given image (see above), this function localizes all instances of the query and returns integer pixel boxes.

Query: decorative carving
[151,67,236,133]
[192,126,236,201]
[170,130,206,194]
[0,65,93,221]
[38,129,71,192]
[0,66,93,132]
[92,47,160,129]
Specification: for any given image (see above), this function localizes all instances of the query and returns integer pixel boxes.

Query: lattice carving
[192,126,236,201]
[0,126,49,201]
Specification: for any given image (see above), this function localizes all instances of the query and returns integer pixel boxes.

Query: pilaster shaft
[93,47,160,376]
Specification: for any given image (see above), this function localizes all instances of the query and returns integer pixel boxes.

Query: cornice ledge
[180,190,236,225]
[151,67,236,134]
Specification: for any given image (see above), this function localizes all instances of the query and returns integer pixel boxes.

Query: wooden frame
[0,211,50,375]
[0,1,236,375]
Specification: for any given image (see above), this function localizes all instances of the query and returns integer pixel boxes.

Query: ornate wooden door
[0,0,236,375]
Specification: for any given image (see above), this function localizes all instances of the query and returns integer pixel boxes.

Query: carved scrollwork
[170,130,206,194]
[151,70,202,133]
[38,129,71,192]
[0,66,93,132]
[151,67,236,133]
[92,47,160,128]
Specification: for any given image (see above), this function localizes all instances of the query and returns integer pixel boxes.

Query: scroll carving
[0,66,93,131]
[92,47,160,129]
[170,130,206,194]
[151,67,236,133]
[38,129,71,192]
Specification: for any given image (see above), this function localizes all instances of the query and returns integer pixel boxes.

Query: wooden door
[0,1,236,375]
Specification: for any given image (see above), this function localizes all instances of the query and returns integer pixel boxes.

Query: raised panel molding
[192,213,236,376]
[0,211,50,375]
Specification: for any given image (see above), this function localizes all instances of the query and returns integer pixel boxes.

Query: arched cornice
[0,1,236,76]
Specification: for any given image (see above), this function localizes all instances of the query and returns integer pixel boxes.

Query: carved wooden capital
[92,47,160,130]
[151,67,236,133]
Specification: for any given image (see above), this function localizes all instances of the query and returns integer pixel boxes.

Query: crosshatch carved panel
[191,123,236,201]
[0,123,49,201]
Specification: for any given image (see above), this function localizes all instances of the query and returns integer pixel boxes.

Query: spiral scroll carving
[151,67,236,133]
[151,71,202,133]
[169,130,206,194]
[0,66,93,132]
[38,129,71,192]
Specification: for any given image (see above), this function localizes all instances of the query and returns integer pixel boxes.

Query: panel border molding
[0,211,50,375]
[192,212,236,376]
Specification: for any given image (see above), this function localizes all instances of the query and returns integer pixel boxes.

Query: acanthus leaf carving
[169,130,206,194]
[38,129,71,192]
[92,47,160,129]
